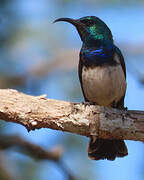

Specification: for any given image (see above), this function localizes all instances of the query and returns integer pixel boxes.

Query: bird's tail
[88,138,128,160]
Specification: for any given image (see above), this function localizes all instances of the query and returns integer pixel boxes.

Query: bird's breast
[81,63,126,106]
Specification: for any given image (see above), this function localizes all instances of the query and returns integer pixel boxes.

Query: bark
[0,89,144,141]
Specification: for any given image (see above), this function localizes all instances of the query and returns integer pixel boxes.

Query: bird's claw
[82,101,96,106]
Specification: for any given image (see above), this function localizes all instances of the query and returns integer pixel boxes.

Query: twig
[0,135,61,161]
[0,135,76,180]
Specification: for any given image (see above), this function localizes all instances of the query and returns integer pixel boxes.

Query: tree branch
[0,135,76,180]
[0,135,62,161]
[0,89,144,141]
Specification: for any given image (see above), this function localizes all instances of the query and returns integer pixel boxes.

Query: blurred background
[0,0,144,179]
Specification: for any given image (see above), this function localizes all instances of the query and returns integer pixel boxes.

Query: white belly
[82,64,126,106]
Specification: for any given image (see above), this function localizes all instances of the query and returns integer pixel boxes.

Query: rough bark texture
[0,89,144,141]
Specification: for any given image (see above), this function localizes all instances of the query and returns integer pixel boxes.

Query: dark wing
[114,46,126,108]
[115,46,126,79]
[78,51,89,101]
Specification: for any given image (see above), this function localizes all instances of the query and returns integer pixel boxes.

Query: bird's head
[54,16,113,46]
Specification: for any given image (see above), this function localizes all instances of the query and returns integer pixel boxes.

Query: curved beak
[53,18,79,27]
[53,17,85,42]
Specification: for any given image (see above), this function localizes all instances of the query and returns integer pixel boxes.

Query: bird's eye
[80,19,94,26]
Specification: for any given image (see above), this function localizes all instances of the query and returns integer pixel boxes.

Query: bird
[54,16,128,161]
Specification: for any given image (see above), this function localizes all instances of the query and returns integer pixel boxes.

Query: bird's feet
[112,102,128,111]
[82,101,96,106]
[117,106,128,111]
[123,107,128,111]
